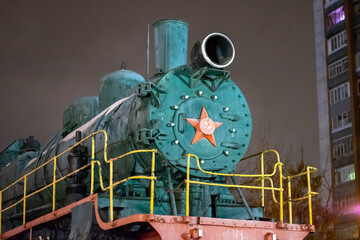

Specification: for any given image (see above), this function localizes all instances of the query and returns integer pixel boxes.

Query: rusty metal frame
[0,195,95,239]
[0,194,315,240]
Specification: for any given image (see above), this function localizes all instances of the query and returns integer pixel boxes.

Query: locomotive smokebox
[153,19,188,73]
[191,33,235,70]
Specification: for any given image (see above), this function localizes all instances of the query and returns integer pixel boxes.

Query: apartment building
[314,0,360,238]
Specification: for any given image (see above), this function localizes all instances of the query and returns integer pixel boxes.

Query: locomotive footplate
[0,194,314,240]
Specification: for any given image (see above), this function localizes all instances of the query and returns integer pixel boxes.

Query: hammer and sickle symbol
[204,120,212,130]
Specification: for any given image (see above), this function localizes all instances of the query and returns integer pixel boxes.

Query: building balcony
[328,71,348,89]
[325,0,343,11]
[327,46,348,63]
[326,21,346,39]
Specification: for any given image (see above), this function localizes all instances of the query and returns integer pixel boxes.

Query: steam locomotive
[0,20,314,239]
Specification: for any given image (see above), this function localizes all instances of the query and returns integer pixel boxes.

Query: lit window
[327,30,347,54]
[333,135,353,158]
[329,82,350,105]
[327,6,345,29]
[335,164,355,185]
[328,56,348,79]
[332,111,352,132]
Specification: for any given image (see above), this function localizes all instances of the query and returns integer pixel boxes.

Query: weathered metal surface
[93,195,312,240]
[0,140,23,168]
[136,64,252,178]
[0,195,94,239]
[62,96,99,136]
[1,95,138,219]
[0,136,40,168]
[68,201,93,240]
[0,194,313,240]
[150,216,311,240]
[99,66,145,111]
[153,19,188,73]
[0,151,39,205]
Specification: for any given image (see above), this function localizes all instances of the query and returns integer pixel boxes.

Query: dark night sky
[0,1,319,167]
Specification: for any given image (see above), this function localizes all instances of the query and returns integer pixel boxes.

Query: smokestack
[190,33,235,70]
[153,19,188,73]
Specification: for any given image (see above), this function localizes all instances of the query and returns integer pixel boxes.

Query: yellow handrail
[0,128,158,236]
[287,177,292,224]
[185,150,318,225]
[0,130,108,233]
[23,176,26,225]
[307,166,314,225]
[150,151,156,215]
[1,130,108,194]
[109,160,114,221]
[261,154,265,207]
[0,131,317,237]
[89,149,158,219]
[279,157,284,222]
[52,158,57,211]
[185,150,284,221]
[0,162,92,214]
[286,166,318,225]
[190,150,282,178]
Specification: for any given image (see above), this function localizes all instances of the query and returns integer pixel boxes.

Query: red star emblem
[185,106,223,147]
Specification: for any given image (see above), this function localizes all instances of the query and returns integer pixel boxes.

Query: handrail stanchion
[102,131,113,221]
[307,166,313,225]
[103,132,108,162]
[91,136,95,160]
[287,177,292,224]
[261,153,265,208]
[110,160,114,221]
[52,158,57,211]
[279,162,284,222]
[150,151,155,214]
[90,162,95,195]
[186,154,191,216]
[90,136,95,195]
[23,176,27,225]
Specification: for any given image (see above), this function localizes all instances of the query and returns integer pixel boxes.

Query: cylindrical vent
[191,33,235,70]
[75,131,81,142]
[153,19,188,73]
[121,62,126,70]
[99,69,144,111]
